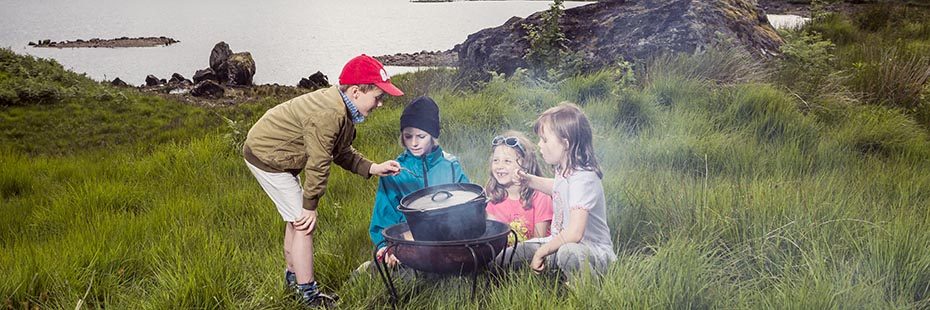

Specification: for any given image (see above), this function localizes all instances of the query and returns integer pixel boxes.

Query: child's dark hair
[532,102,603,179]
[485,131,543,210]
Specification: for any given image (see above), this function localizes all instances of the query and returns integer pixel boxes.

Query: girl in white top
[512,102,616,277]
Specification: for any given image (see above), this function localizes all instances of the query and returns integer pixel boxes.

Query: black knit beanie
[400,96,441,138]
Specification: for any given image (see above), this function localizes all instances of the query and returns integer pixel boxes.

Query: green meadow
[3,4,930,308]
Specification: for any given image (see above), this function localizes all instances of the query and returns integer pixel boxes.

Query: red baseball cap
[338,54,404,96]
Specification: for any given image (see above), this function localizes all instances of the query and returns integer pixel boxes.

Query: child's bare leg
[291,229,316,284]
[284,222,296,272]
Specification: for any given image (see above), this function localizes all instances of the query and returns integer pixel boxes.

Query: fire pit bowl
[382,220,513,274]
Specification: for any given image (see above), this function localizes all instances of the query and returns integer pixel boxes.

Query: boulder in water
[169,73,187,84]
[145,74,161,86]
[298,71,330,89]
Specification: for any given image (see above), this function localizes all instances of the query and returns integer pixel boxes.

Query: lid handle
[431,190,453,202]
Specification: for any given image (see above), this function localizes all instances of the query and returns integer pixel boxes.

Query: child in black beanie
[368,96,470,266]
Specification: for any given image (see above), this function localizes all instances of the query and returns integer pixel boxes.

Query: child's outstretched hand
[515,168,528,184]
[377,247,400,268]
[531,248,547,274]
[370,160,401,176]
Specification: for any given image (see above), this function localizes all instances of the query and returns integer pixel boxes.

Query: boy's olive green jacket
[243,86,373,210]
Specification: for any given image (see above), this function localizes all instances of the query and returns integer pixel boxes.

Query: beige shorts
[245,159,303,222]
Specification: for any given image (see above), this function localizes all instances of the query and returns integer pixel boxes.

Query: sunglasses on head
[491,135,525,154]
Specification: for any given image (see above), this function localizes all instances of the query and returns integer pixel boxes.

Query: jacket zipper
[422,156,429,187]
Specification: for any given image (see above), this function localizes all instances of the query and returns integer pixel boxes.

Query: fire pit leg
[481,242,495,290]
[500,229,519,269]
[466,245,479,299]
[373,242,399,305]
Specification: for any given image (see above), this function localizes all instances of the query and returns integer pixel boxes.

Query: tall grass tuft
[613,89,659,135]
[557,70,615,105]
[844,46,930,111]
[645,45,769,85]
[829,105,929,158]
[717,83,819,150]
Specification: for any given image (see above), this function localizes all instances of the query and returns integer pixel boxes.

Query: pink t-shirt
[486,191,554,239]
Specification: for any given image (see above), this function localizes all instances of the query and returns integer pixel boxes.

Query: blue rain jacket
[369,146,469,248]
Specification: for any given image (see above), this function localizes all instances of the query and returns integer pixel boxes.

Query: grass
[3,4,930,308]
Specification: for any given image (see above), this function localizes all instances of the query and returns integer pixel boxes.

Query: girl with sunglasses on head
[485,130,553,243]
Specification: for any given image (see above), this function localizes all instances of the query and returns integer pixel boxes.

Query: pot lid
[404,189,482,211]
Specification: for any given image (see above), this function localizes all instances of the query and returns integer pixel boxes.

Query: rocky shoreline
[30,36,179,48]
[106,41,328,107]
[374,50,458,67]
[757,0,862,17]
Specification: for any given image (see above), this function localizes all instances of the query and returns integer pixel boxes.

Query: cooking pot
[398,183,487,241]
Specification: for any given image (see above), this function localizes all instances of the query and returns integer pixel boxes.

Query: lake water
[0,0,591,86]
[0,0,805,86]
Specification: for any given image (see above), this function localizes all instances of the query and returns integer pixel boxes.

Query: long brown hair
[485,130,543,210]
[533,102,603,179]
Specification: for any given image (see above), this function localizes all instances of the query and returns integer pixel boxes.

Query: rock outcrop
[455,0,784,78]
[191,80,225,98]
[110,77,129,87]
[192,68,217,84]
[201,42,255,86]
[209,42,232,82]
[226,52,256,86]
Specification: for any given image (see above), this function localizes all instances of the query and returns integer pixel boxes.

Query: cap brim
[375,81,404,96]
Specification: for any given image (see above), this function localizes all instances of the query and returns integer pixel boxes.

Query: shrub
[0,48,93,106]
[776,30,842,101]
[522,0,568,79]
[805,13,859,45]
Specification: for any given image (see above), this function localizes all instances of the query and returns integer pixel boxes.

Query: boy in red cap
[244,54,404,307]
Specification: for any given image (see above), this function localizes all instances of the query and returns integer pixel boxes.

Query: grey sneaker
[296,281,338,308]
[285,270,297,291]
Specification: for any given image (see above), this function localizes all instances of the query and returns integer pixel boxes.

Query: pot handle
[431,190,453,202]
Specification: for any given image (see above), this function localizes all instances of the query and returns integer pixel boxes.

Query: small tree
[523,0,568,78]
